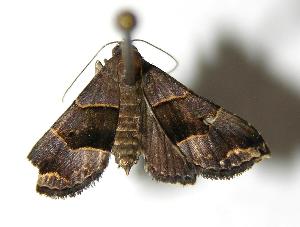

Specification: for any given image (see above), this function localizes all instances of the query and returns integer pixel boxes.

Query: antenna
[61,41,119,102]
[132,39,178,73]
[116,11,137,85]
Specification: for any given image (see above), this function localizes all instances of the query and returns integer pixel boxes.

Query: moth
[28,12,270,198]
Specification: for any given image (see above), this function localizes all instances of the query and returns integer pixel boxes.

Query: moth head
[112,43,138,57]
[111,44,120,56]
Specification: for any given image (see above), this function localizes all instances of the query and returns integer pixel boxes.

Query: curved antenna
[62,40,120,102]
[132,39,179,73]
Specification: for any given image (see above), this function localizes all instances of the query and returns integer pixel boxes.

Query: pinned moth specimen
[28,12,270,198]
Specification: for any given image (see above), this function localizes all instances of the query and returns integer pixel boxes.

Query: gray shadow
[190,38,300,172]
[130,36,300,192]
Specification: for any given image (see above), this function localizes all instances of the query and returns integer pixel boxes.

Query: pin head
[117,11,137,32]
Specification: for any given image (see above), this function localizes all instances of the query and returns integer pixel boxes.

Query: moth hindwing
[28,44,270,198]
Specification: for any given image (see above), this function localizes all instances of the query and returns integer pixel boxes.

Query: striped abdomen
[112,83,142,174]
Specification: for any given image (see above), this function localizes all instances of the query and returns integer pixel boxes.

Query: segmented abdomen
[112,84,142,172]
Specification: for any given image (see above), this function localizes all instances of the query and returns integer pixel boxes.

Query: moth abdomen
[112,80,142,174]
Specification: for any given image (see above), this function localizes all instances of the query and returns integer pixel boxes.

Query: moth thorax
[117,49,143,82]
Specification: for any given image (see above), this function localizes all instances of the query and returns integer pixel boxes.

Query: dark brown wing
[142,63,270,181]
[141,99,197,184]
[28,62,120,198]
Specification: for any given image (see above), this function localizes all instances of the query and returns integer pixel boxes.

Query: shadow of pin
[190,38,300,174]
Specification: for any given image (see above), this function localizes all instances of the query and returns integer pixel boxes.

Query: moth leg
[95,60,103,74]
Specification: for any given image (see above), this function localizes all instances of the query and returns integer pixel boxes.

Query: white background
[0,1,300,227]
